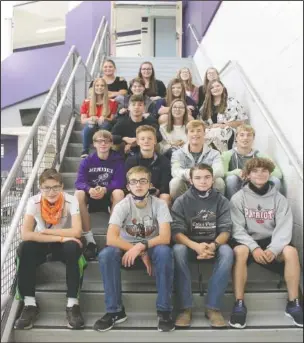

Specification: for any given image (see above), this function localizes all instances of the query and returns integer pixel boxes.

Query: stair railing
[0,16,109,324]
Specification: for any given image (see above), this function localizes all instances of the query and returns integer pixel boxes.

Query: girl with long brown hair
[197,67,220,109]
[200,79,248,152]
[154,78,198,125]
[80,78,118,157]
[137,61,166,100]
[177,67,199,104]
[159,99,189,159]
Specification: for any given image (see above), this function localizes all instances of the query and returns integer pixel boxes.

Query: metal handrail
[220,60,303,181]
[90,21,109,76]
[187,23,212,66]
[187,22,303,181]
[1,45,76,204]
[85,16,105,66]
[1,57,82,273]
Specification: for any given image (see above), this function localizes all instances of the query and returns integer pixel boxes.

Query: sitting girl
[159,99,189,160]
[137,61,166,101]
[177,67,199,104]
[154,78,199,125]
[198,67,220,109]
[80,78,118,158]
[200,79,248,152]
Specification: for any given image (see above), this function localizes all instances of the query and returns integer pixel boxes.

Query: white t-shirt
[109,194,172,243]
[25,192,80,232]
[159,124,188,153]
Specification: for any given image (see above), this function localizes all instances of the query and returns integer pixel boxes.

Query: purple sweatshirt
[75,151,126,192]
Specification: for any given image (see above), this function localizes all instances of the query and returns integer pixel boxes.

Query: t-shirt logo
[125,215,156,238]
[244,204,275,224]
[190,209,216,242]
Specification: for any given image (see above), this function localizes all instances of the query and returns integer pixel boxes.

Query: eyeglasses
[41,185,62,193]
[128,178,149,185]
[141,68,152,71]
[93,139,112,144]
[172,106,185,110]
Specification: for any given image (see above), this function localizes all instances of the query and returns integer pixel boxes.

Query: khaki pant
[169,177,225,201]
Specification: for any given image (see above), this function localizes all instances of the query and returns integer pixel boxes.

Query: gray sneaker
[66,305,84,329]
[14,304,39,330]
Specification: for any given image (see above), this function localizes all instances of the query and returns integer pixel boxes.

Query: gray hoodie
[171,187,232,242]
[230,183,293,256]
[171,143,224,181]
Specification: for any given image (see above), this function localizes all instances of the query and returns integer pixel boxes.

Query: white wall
[194,1,303,163]
[193,1,303,270]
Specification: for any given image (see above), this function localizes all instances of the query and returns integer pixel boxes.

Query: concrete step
[35,260,285,293]
[65,143,85,157]
[61,172,78,189]
[31,292,291,316]
[60,157,82,173]
[70,131,83,144]
[13,326,303,343]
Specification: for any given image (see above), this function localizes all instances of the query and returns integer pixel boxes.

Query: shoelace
[234,300,246,313]
[295,298,300,307]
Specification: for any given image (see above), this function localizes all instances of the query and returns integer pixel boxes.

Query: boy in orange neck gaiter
[14,168,86,331]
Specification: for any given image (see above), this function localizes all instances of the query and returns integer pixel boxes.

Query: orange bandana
[41,193,64,226]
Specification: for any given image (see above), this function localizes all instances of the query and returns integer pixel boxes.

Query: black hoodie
[171,187,232,242]
[125,152,171,194]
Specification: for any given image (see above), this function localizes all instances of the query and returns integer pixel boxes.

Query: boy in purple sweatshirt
[75,130,126,260]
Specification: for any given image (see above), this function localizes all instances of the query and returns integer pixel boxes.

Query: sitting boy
[171,164,233,328]
[170,120,225,201]
[111,94,162,155]
[93,166,175,332]
[229,157,303,328]
[75,130,125,260]
[125,125,171,206]
[222,124,282,199]
[14,168,85,330]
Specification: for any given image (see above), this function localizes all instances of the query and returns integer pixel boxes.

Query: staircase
[11,59,303,342]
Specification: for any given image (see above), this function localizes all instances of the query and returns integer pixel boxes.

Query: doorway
[153,17,176,57]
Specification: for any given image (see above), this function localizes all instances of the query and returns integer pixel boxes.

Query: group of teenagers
[14,60,303,333]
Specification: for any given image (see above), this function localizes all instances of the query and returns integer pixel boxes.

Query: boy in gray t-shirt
[93,166,175,333]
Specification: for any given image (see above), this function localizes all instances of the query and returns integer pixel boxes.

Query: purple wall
[1,135,18,173]
[182,0,221,57]
[1,1,111,110]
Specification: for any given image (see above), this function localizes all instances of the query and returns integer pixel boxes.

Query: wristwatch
[141,239,149,251]
[213,241,220,251]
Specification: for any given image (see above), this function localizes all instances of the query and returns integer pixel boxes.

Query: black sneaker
[81,151,89,158]
[229,299,247,329]
[157,311,175,332]
[66,304,84,329]
[285,298,303,327]
[14,304,39,330]
[83,242,98,261]
[93,307,127,332]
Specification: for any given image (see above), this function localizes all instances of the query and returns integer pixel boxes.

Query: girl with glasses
[177,67,199,104]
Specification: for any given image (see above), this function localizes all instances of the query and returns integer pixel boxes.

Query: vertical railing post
[32,134,38,195]
[72,53,76,116]
[56,85,61,166]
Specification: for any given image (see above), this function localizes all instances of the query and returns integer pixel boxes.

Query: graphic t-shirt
[25,192,80,232]
[109,194,172,243]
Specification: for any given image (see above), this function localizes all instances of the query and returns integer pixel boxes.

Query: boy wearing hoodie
[125,125,171,206]
[222,124,282,199]
[75,130,126,260]
[229,157,303,329]
[170,120,225,201]
[171,164,233,328]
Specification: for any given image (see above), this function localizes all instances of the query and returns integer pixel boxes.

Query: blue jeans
[225,174,281,199]
[98,245,174,313]
[82,121,112,152]
[173,244,234,310]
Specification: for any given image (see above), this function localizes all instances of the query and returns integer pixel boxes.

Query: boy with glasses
[75,130,125,260]
[93,166,175,333]
[14,168,85,330]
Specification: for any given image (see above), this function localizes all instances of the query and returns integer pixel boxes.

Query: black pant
[16,241,82,299]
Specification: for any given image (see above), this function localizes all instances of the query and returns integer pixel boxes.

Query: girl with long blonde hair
[177,67,199,104]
